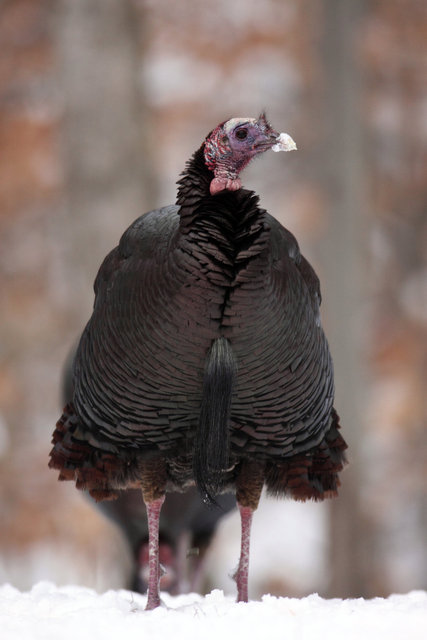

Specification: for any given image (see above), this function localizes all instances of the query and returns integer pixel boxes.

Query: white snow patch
[0,582,426,640]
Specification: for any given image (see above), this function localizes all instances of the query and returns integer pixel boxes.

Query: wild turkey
[61,350,236,594]
[50,114,347,609]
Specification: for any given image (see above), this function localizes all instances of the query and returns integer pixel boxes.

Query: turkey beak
[267,130,281,148]
[254,129,281,152]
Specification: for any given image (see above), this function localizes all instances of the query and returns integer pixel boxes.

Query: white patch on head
[272,132,297,152]
[223,117,256,135]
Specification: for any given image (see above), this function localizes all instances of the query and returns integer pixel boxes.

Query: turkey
[61,351,236,595]
[50,114,347,609]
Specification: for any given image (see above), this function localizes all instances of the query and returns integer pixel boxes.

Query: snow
[1,583,426,640]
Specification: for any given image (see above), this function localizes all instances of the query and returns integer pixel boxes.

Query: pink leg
[144,495,165,610]
[233,503,254,603]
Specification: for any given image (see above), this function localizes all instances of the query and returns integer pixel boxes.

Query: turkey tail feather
[194,337,237,502]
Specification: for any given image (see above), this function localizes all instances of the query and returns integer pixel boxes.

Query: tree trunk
[319,0,370,597]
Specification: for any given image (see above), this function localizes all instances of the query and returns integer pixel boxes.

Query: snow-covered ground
[1,582,426,640]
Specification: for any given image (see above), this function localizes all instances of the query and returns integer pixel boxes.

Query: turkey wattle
[49,113,347,609]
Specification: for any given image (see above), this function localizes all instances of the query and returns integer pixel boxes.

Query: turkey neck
[176,146,266,276]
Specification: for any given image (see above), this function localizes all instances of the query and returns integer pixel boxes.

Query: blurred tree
[55,0,157,316]
[319,0,370,597]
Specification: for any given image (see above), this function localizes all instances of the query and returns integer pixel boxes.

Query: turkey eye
[235,128,248,140]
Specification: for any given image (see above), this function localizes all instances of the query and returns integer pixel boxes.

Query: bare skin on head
[203,114,296,196]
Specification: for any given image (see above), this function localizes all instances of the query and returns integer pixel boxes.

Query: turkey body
[53,193,339,497]
[50,124,347,605]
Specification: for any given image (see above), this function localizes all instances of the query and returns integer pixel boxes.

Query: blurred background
[0,0,426,599]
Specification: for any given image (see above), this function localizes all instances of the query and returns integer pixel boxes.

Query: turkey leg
[144,495,165,610]
[141,458,167,610]
[233,503,254,602]
[233,460,265,603]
